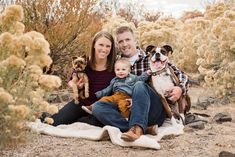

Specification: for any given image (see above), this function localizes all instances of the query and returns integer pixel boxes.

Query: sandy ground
[1,87,235,157]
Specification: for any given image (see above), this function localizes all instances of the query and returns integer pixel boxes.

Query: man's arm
[168,62,189,95]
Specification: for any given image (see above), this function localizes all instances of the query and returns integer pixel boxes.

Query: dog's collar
[151,65,169,76]
[73,69,85,73]
[151,68,167,76]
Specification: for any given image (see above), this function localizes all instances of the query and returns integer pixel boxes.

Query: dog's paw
[73,94,79,100]
[74,98,80,104]
[44,117,54,124]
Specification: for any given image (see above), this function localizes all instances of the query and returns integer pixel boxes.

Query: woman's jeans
[51,100,103,127]
[93,81,166,132]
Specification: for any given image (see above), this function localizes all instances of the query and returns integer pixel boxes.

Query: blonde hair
[116,26,134,35]
[115,58,131,70]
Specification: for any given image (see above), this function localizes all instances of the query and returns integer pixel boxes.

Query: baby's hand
[68,80,73,88]
[125,98,132,111]
[147,70,152,76]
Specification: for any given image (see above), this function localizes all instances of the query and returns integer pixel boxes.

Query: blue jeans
[93,81,166,133]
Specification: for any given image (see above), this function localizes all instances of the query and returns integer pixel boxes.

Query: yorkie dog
[70,55,89,104]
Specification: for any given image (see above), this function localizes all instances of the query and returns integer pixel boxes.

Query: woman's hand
[68,77,84,88]
[68,80,73,88]
[77,77,84,89]
[126,98,132,110]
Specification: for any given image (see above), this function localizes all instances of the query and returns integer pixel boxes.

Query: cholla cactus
[0,5,61,147]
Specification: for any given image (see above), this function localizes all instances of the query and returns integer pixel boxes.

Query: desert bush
[0,5,61,148]
[12,0,102,86]
[196,3,235,98]
[137,17,178,51]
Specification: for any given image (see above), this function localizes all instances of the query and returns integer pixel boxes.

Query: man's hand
[165,86,182,102]
[126,98,132,110]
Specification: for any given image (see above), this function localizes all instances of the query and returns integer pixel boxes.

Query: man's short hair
[116,26,134,35]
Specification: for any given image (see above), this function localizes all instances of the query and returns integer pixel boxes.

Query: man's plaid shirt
[130,49,189,94]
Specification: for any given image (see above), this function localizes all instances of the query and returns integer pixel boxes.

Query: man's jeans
[93,81,165,132]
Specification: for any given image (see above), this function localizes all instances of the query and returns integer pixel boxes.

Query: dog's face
[72,55,87,71]
[149,47,169,71]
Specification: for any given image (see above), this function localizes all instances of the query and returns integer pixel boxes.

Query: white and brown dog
[148,45,191,125]
[70,55,89,104]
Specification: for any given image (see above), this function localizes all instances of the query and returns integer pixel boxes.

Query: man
[93,26,188,141]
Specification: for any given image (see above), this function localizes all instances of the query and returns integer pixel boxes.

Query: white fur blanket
[28,119,184,150]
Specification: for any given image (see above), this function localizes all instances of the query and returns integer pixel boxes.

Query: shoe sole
[121,134,138,142]
[147,125,157,135]
[81,106,92,114]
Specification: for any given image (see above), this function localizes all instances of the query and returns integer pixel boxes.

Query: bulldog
[148,45,191,124]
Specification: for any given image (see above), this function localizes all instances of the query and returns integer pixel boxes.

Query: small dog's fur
[70,55,89,104]
[148,45,191,124]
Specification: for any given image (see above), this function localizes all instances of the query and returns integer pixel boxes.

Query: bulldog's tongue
[154,61,162,68]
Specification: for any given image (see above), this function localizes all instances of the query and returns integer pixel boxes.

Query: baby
[82,58,150,118]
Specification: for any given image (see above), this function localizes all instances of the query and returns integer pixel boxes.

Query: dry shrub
[0,5,61,148]
[196,3,235,98]
[138,17,178,50]
[14,0,102,86]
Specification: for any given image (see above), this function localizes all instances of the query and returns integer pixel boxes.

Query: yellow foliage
[0,5,61,148]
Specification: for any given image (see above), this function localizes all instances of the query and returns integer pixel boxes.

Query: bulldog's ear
[162,45,173,54]
[145,45,155,54]
[81,54,86,59]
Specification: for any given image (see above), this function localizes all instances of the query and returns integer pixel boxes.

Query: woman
[42,31,116,126]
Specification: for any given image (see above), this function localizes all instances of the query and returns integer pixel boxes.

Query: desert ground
[1,86,235,157]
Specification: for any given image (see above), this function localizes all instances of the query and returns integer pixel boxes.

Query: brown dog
[148,45,191,124]
[70,55,89,104]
